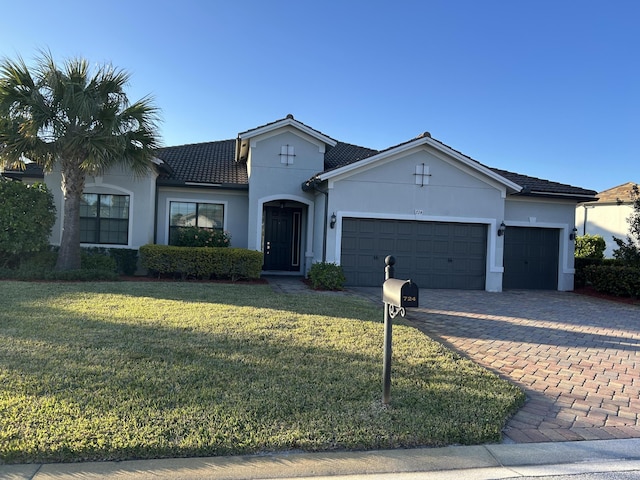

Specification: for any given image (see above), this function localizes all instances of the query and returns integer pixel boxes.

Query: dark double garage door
[340,218,487,288]
[340,219,560,290]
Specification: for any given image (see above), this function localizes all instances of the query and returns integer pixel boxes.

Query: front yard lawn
[0,281,524,464]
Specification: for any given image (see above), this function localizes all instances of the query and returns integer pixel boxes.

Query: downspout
[582,205,596,235]
[302,177,329,262]
[153,183,159,244]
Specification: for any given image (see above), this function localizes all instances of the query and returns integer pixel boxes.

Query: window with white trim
[169,202,224,245]
[80,194,130,245]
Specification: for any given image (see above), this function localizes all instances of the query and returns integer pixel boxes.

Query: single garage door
[503,227,559,290]
[340,218,487,288]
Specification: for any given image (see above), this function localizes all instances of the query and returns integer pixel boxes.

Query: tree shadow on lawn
[0,294,523,464]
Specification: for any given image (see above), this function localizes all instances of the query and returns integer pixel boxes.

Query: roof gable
[318,134,523,193]
[236,114,337,162]
[319,131,597,200]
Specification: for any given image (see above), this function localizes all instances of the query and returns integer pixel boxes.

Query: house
[576,182,638,258]
[3,115,597,291]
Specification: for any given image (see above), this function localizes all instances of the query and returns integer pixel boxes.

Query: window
[280,144,295,165]
[169,202,224,245]
[80,194,130,245]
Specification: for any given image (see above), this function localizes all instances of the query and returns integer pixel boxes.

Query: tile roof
[489,168,597,198]
[0,162,45,180]
[324,142,379,170]
[590,182,638,204]
[2,118,598,200]
[155,139,248,187]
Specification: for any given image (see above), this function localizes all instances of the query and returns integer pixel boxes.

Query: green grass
[0,281,524,464]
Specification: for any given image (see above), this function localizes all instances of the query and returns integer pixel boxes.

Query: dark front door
[263,207,302,271]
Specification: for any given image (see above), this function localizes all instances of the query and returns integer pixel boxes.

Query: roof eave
[156,179,248,190]
[512,191,598,203]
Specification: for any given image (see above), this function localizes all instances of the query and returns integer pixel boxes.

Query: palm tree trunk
[55,164,85,271]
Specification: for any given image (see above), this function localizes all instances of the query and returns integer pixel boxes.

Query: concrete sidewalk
[2,438,640,479]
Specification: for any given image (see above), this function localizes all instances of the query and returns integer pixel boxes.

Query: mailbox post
[382,256,419,404]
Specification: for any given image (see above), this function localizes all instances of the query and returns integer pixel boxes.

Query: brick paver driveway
[395,290,640,443]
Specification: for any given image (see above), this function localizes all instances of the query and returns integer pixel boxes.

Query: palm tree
[0,52,161,270]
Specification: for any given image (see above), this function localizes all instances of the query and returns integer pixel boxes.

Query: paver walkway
[394,289,640,443]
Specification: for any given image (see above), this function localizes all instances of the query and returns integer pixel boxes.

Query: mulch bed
[120,276,268,285]
[572,286,640,306]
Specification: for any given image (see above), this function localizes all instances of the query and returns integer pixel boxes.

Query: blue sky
[1,0,637,193]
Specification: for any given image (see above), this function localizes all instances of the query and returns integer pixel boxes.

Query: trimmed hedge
[583,264,640,298]
[139,245,262,281]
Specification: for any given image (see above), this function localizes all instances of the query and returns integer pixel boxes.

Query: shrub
[574,257,600,288]
[80,249,118,272]
[173,226,231,248]
[83,247,138,275]
[0,179,56,268]
[139,245,262,281]
[575,234,605,259]
[0,247,119,281]
[613,236,640,267]
[584,264,640,297]
[308,262,346,290]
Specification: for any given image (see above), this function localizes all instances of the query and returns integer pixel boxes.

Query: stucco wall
[45,164,157,249]
[322,147,508,291]
[576,203,633,257]
[246,130,323,253]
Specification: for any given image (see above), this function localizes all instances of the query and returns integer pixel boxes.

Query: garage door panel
[396,238,413,252]
[431,240,449,254]
[357,238,375,251]
[357,220,377,234]
[379,238,396,251]
[396,222,414,235]
[503,227,558,290]
[341,218,487,288]
[379,221,397,235]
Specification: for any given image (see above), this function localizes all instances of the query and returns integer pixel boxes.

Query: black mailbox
[383,279,419,308]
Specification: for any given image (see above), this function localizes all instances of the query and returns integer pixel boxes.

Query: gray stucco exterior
[32,115,596,291]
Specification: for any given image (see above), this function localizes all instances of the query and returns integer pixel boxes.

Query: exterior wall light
[330,213,337,229]
[569,227,578,241]
[497,221,506,236]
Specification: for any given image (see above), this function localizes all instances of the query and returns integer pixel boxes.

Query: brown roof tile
[591,182,638,203]
[155,140,248,187]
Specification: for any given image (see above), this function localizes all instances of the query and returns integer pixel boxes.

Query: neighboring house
[2,115,597,291]
[576,182,638,258]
